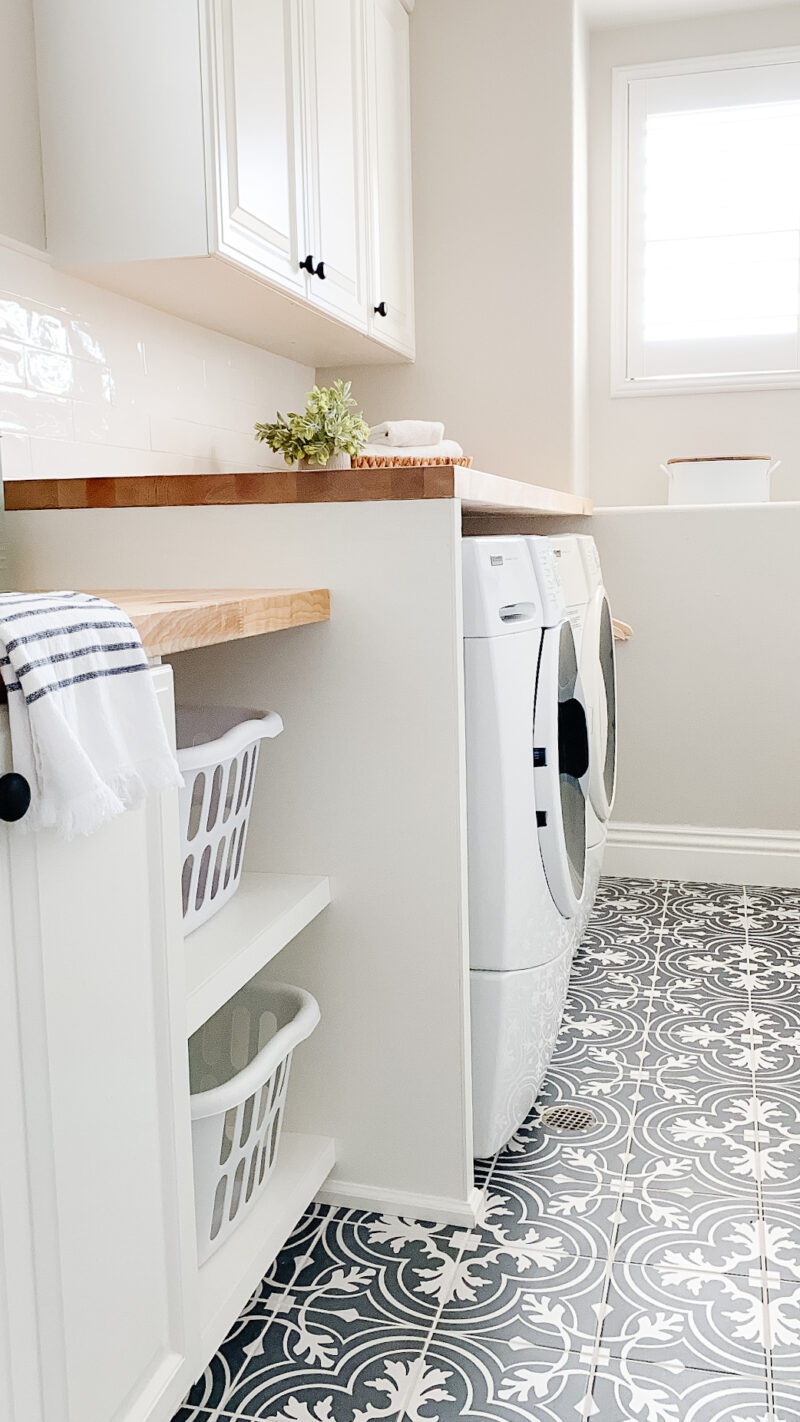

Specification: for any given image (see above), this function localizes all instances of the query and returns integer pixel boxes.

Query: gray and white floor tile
[590,1360,770,1422]
[173,878,800,1422]
[398,1333,594,1422]
[601,1258,768,1378]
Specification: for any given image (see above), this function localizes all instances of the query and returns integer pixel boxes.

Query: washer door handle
[558,697,590,781]
[498,602,538,625]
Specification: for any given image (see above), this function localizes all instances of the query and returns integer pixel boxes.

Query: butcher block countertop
[94,589,330,657]
[5,466,591,518]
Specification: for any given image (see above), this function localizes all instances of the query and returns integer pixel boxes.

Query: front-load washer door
[584,589,617,822]
[465,624,578,973]
[533,619,589,918]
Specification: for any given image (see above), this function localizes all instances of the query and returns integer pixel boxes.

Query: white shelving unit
[185,871,331,1035]
[184,869,335,1358]
[197,1132,335,1354]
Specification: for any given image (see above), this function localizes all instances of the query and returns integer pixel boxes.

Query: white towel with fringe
[0,591,182,838]
[369,420,446,447]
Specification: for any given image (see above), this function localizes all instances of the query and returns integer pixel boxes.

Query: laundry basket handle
[190,984,320,1120]
[254,712,284,739]
[177,709,284,772]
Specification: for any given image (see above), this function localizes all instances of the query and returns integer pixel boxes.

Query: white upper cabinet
[33,0,415,366]
[366,0,415,356]
[212,0,307,294]
[302,0,367,328]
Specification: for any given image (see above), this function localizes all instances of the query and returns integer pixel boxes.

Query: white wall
[588,5,800,507]
[323,0,588,491]
[588,504,800,833]
[0,0,45,250]
[0,0,313,488]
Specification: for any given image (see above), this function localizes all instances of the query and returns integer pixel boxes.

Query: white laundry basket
[188,980,320,1263]
[176,706,283,935]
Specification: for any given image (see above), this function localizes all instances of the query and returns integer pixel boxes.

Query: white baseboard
[606,822,800,889]
[316,1176,482,1227]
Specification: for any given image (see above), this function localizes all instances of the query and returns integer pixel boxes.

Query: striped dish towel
[0,591,182,838]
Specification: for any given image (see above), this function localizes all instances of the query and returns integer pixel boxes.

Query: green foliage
[254,380,369,466]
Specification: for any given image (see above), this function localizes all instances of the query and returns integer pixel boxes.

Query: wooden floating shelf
[89,588,330,657]
[198,1131,335,1354]
[6,467,591,518]
[453,467,592,517]
[185,872,331,1036]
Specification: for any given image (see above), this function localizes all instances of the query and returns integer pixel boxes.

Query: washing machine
[463,536,590,1157]
[541,535,617,939]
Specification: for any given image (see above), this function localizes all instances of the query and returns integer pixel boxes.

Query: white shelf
[185,872,331,1035]
[198,1131,335,1355]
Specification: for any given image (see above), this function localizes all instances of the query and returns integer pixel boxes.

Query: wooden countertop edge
[4,467,591,518]
[89,588,331,657]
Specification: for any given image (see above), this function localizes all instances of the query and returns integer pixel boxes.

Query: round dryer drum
[533,618,590,917]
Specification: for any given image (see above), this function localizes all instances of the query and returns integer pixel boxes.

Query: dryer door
[533,619,589,917]
[584,589,617,822]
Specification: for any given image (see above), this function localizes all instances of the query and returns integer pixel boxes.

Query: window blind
[622,54,800,386]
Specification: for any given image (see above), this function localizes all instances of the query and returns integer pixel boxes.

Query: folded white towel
[370,420,446,447]
[361,439,464,461]
[0,591,182,838]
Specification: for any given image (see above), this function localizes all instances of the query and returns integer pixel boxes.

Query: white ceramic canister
[661,456,781,506]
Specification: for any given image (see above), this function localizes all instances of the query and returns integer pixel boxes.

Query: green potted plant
[254,380,369,471]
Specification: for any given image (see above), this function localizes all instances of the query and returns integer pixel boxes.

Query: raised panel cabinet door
[366,0,415,355]
[0,722,44,1422]
[211,0,308,291]
[303,0,368,327]
[0,670,198,1422]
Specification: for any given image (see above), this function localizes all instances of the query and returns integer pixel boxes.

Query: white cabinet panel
[0,670,197,1422]
[303,0,367,327]
[212,0,307,292]
[366,0,415,354]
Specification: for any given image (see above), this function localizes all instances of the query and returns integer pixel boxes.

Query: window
[612,48,800,395]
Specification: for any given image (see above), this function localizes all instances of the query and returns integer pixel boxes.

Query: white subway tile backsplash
[0,240,313,480]
[0,389,73,440]
[26,438,243,480]
[0,338,26,388]
[0,433,33,479]
[0,299,30,342]
[29,309,70,354]
[148,413,277,469]
[72,402,149,449]
[69,321,108,364]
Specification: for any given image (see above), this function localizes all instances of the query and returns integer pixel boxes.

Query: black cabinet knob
[300,255,326,279]
[374,300,388,318]
[0,772,31,823]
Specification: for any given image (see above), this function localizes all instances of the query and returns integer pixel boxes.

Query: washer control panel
[525,538,567,628]
[462,536,544,638]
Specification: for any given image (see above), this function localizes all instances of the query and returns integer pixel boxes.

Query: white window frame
[611,45,800,398]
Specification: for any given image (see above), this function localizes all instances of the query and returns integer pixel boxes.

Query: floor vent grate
[541,1104,598,1132]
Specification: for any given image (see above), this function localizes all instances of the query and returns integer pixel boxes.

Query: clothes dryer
[463,536,590,1156]
[539,534,617,939]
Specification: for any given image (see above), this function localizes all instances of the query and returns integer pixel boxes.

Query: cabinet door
[366,0,415,355]
[0,670,198,1422]
[302,0,368,328]
[211,0,308,292]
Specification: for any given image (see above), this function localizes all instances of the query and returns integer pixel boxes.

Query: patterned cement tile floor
[174,878,800,1422]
